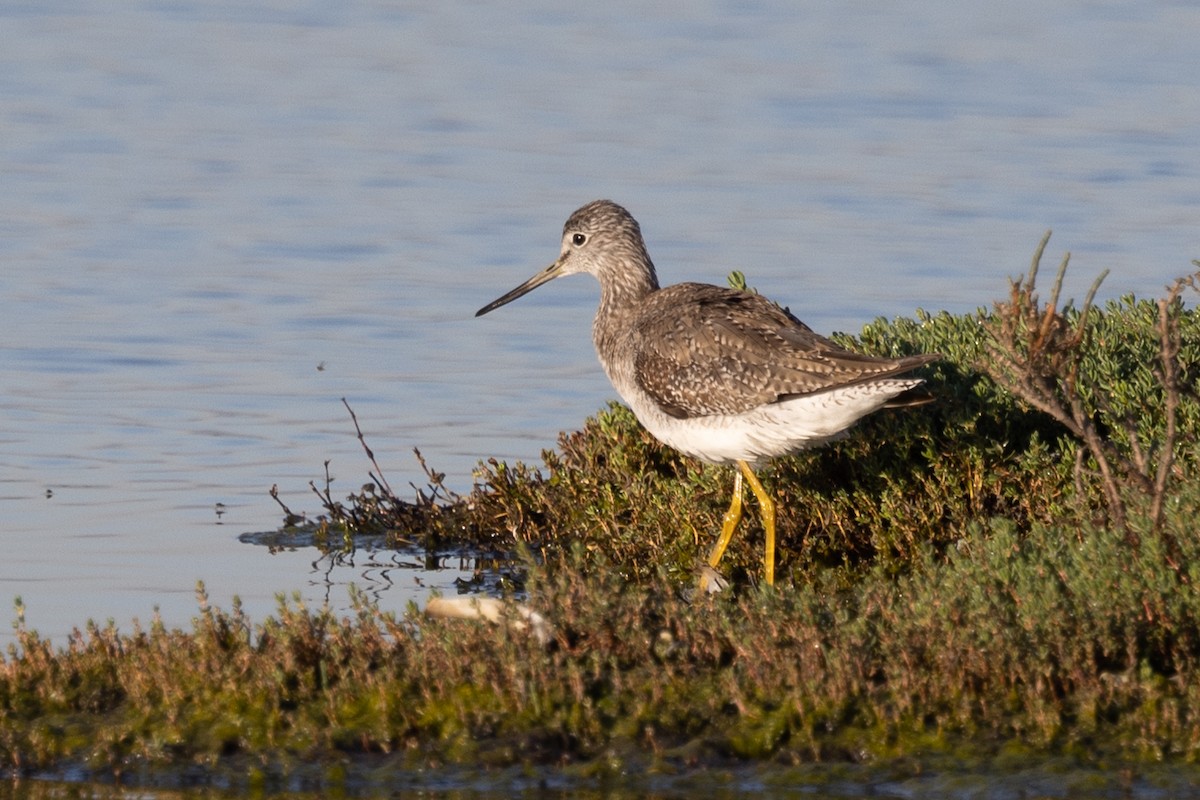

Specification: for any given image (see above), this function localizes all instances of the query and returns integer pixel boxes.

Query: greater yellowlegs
[476,200,938,587]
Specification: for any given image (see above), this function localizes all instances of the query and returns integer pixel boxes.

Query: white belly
[625,379,924,465]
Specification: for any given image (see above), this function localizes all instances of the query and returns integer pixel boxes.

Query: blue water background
[1,0,1197,644]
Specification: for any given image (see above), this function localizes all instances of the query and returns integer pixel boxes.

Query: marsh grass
[5,239,1200,783]
[5,515,1200,780]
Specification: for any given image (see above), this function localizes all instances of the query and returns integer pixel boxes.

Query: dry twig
[983,233,1193,542]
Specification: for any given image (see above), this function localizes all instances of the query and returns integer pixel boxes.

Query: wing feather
[630,283,937,419]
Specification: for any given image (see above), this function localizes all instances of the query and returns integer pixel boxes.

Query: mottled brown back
[631,283,938,419]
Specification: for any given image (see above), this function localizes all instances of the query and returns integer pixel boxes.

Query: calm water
[9,762,1200,800]
[2,0,1198,666]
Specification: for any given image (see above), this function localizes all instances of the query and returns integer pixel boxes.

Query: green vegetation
[5,236,1200,788]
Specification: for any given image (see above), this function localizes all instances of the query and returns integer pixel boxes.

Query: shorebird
[476,200,938,587]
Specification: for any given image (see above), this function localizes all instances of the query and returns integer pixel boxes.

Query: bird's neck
[598,255,659,311]
[593,256,659,368]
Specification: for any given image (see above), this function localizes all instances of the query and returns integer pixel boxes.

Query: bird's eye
[572,233,587,246]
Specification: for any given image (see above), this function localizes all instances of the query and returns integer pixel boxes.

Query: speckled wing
[630,283,935,419]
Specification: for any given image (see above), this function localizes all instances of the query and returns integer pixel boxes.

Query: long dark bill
[475,260,565,317]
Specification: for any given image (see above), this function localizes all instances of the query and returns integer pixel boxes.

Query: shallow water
[10,759,1200,800]
[1,1,1198,655]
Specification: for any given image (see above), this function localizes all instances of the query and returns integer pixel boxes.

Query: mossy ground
[5,251,1200,791]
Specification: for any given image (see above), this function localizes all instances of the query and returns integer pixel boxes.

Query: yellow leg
[706,469,743,571]
[738,460,776,586]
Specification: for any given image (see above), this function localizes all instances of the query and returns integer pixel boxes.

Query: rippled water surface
[2,0,1197,668]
